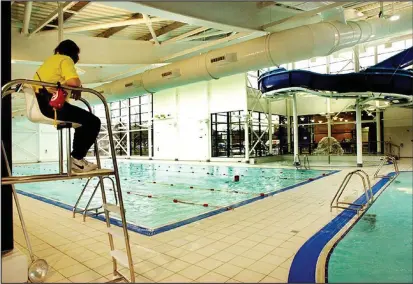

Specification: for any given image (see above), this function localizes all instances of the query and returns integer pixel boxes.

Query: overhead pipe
[82,9,412,105]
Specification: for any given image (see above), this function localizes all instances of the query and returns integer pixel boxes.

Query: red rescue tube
[203,204,208,207]
[173,199,178,203]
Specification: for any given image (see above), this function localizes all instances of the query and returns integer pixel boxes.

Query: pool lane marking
[126,191,233,210]
[15,169,339,237]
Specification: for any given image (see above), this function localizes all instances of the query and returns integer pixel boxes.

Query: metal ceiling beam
[261,2,350,30]
[136,21,185,41]
[40,17,166,34]
[142,13,160,45]
[177,30,232,42]
[29,2,77,37]
[22,1,33,35]
[41,1,90,32]
[162,26,209,44]
[96,13,142,38]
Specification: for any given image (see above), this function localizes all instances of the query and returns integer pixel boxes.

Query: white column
[148,95,153,159]
[286,98,291,153]
[206,82,211,161]
[126,99,131,158]
[175,89,180,161]
[327,98,332,138]
[292,94,299,164]
[244,74,250,162]
[376,105,382,154]
[354,46,360,72]
[356,102,363,167]
[267,99,273,155]
[58,2,63,43]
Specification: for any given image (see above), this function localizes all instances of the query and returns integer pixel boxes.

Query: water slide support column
[356,100,363,167]
[292,94,299,165]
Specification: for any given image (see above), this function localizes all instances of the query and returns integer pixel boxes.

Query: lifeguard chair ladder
[1,79,135,283]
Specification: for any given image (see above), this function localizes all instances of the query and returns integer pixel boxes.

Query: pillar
[244,80,250,162]
[267,99,273,155]
[58,2,63,43]
[292,94,299,164]
[1,1,13,253]
[286,98,291,153]
[376,106,382,154]
[356,102,363,167]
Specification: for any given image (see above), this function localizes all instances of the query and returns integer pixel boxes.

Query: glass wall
[211,111,245,157]
[89,94,153,157]
[211,111,287,158]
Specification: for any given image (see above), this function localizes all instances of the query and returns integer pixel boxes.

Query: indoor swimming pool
[13,160,335,235]
[327,172,413,283]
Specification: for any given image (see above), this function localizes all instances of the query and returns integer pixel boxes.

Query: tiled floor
[9,159,412,283]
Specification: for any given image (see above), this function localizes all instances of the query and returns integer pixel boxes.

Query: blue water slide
[258,47,413,97]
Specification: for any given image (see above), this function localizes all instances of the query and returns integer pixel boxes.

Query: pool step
[110,250,129,268]
[104,203,122,215]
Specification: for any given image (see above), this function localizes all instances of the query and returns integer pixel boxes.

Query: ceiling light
[339,118,344,121]
[357,11,364,17]
[311,119,315,123]
[345,119,348,122]
[333,117,338,121]
[318,120,323,124]
[389,15,400,21]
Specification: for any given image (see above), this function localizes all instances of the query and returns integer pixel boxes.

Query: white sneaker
[71,157,98,173]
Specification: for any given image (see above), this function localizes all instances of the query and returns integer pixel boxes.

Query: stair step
[107,227,125,238]
[104,203,121,215]
[110,250,129,268]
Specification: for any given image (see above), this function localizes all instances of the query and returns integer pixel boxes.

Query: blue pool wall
[16,169,339,236]
[288,172,398,283]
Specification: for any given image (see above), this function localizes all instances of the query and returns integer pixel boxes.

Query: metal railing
[1,79,135,283]
[374,155,400,179]
[295,154,310,169]
[330,169,373,214]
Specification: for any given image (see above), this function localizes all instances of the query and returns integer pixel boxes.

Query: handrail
[330,169,373,213]
[374,155,399,179]
[295,154,310,170]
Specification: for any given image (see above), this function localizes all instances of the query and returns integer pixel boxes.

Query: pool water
[13,160,333,233]
[328,172,413,283]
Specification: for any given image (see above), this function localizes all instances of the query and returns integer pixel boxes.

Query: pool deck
[9,159,412,283]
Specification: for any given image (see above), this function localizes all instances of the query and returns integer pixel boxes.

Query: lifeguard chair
[1,79,135,283]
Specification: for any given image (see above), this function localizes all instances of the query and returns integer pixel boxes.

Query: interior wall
[152,73,247,161]
[383,108,413,157]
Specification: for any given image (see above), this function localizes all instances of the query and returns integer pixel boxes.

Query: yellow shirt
[33,54,79,93]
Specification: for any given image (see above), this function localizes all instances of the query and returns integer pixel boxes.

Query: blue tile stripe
[288,172,397,283]
[16,169,339,236]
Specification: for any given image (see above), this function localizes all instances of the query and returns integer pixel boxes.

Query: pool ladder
[295,154,310,170]
[330,170,373,214]
[374,155,399,179]
[1,80,135,283]
[72,176,118,222]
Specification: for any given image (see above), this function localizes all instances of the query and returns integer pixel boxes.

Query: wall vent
[124,80,143,88]
[210,53,238,65]
[161,69,181,79]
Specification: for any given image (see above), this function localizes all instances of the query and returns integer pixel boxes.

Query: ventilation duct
[84,9,412,105]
